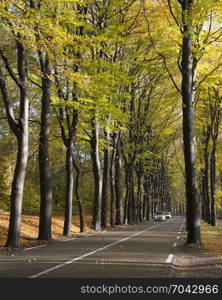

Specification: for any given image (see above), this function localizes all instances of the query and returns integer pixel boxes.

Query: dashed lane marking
[166,254,174,264]
[62,233,96,242]
[24,245,46,251]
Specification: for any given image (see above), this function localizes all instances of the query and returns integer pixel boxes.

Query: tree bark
[130,167,136,223]
[6,122,28,248]
[208,93,221,226]
[63,108,79,235]
[109,133,116,226]
[73,159,85,233]
[101,130,110,229]
[38,54,52,241]
[137,170,144,223]
[0,41,29,248]
[210,147,216,226]
[202,128,211,223]
[115,133,123,225]
[63,140,74,236]
[91,117,102,231]
[180,0,201,244]
[123,164,131,226]
[144,176,151,221]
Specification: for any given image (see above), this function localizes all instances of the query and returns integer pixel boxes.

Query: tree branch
[0,67,18,135]
[0,47,22,88]
[167,0,182,30]
[143,5,181,94]
[196,63,222,91]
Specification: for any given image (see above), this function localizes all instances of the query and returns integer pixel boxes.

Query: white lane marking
[29,221,170,278]
[24,245,46,251]
[62,232,98,242]
[62,237,76,242]
[173,221,185,246]
[171,221,183,255]
[62,233,96,242]
[166,254,174,264]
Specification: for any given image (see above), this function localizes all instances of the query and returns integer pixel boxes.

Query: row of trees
[0,0,222,248]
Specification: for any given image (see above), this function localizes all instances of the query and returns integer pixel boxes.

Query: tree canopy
[1,0,222,247]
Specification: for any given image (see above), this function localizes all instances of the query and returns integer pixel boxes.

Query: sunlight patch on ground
[0,212,94,248]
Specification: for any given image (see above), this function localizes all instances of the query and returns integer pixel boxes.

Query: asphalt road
[0,216,185,278]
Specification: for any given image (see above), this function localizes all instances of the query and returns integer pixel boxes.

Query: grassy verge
[201,220,222,259]
[0,212,94,248]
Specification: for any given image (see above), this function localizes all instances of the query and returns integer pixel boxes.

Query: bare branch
[143,4,181,94]
[173,140,186,179]
[167,0,181,30]
[196,63,222,91]
[202,11,213,44]
[28,77,42,89]
[28,119,41,126]
[0,47,22,88]
[0,66,18,135]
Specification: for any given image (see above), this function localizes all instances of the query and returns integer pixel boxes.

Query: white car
[154,211,166,221]
[165,212,172,219]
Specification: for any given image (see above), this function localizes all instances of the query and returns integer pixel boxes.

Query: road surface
[0,216,185,278]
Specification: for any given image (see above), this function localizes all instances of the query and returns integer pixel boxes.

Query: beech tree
[0,11,29,247]
[1,0,222,248]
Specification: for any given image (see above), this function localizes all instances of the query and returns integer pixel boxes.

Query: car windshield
[156,211,164,215]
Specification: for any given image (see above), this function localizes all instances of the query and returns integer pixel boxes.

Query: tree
[179,0,201,244]
[37,51,53,241]
[0,38,29,248]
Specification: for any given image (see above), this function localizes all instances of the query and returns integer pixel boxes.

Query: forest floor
[0,211,95,248]
[201,219,222,259]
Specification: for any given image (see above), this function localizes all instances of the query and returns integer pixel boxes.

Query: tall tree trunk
[180,0,201,244]
[0,41,29,248]
[109,133,116,226]
[115,133,123,225]
[101,130,110,229]
[137,168,144,223]
[130,167,136,223]
[6,134,29,248]
[123,164,131,225]
[63,140,74,236]
[38,55,52,241]
[73,159,85,233]
[209,95,221,226]
[200,170,206,220]
[203,151,211,223]
[144,177,151,221]
[56,77,80,236]
[202,127,211,223]
[91,117,102,231]
[63,108,78,236]
[210,146,217,226]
